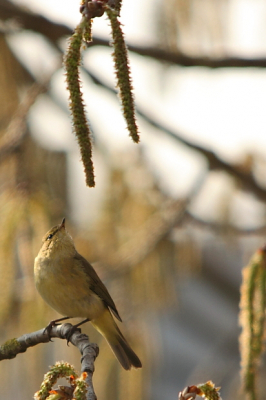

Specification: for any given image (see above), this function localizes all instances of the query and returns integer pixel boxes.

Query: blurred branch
[184,211,266,236]
[0,0,70,43]
[89,39,266,69]
[0,323,98,400]
[107,200,187,273]
[84,67,266,202]
[2,0,266,69]
[100,172,206,276]
[0,81,48,161]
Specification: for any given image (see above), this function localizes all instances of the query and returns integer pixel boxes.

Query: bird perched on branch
[34,218,142,370]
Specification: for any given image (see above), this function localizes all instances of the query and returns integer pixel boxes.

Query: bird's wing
[74,252,122,322]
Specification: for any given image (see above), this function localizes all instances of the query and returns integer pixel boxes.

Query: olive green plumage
[34,219,141,370]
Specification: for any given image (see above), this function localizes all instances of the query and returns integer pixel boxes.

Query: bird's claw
[65,325,81,345]
[43,320,57,341]
[43,316,72,341]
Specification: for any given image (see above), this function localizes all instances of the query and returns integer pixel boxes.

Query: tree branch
[83,67,266,202]
[184,211,266,236]
[0,323,99,400]
[2,0,266,69]
[88,38,266,69]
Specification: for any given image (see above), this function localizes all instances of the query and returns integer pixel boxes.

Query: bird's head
[40,218,75,257]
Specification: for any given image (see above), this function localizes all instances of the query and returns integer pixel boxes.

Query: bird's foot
[44,316,72,341]
[65,318,90,345]
[65,325,81,345]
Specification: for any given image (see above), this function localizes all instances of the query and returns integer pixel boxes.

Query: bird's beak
[60,218,66,230]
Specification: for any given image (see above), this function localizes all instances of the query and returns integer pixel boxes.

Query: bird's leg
[71,318,90,329]
[65,318,90,344]
[44,316,72,341]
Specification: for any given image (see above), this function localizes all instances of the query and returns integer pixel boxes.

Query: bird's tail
[91,309,142,370]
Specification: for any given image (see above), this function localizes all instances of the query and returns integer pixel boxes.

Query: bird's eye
[47,234,53,240]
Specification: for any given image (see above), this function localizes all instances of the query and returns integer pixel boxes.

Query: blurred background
[1,0,266,399]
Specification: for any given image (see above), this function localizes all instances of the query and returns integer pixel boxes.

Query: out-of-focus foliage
[0,30,68,399]
[239,247,266,400]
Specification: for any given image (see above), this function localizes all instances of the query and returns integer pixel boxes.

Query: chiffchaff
[34,218,142,370]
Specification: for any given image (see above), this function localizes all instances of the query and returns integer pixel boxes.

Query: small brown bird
[34,218,142,370]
